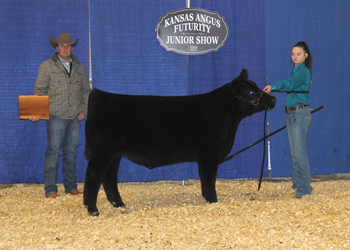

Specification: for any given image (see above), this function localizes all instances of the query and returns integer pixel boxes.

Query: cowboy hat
[50,33,79,48]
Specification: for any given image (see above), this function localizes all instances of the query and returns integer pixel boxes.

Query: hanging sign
[155,8,229,55]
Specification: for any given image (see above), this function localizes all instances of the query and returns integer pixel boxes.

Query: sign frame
[156,8,229,55]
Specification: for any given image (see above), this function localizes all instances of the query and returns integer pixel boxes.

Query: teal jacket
[271,63,311,107]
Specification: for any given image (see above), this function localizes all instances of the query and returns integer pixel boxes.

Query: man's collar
[57,54,72,64]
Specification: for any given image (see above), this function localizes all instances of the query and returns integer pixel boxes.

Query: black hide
[84,69,276,216]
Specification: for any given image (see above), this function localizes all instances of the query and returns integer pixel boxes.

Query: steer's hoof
[89,211,100,216]
[208,200,218,204]
[112,201,125,208]
[204,196,218,203]
[203,194,218,203]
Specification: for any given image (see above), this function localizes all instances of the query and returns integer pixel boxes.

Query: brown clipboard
[18,95,49,120]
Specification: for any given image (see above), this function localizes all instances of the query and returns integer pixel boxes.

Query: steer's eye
[249,90,254,95]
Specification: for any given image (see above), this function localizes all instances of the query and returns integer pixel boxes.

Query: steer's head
[230,69,276,117]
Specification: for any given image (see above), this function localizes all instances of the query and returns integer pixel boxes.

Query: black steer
[84,69,276,216]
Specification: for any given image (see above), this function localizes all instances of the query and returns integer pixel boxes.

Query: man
[30,33,91,198]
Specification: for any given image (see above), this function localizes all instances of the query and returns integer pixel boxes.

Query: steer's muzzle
[267,95,276,110]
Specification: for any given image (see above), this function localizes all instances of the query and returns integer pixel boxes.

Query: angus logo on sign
[156,8,229,55]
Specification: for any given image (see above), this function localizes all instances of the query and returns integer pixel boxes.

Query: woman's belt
[285,104,308,114]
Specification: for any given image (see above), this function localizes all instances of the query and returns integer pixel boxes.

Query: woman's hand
[263,85,272,94]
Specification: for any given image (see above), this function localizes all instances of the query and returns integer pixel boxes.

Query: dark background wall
[0,0,348,184]
[90,0,268,181]
[0,0,89,183]
[265,0,350,177]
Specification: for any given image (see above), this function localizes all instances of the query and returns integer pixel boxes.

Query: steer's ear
[238,69,248,80]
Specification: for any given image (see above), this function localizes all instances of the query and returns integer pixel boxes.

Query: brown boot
[46,193,58,198]
[70,190,83,195]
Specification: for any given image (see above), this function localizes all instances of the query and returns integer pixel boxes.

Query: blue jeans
[286,106,313,198]
[44,115,80,196]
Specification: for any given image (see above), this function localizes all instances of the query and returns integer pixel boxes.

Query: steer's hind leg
[197,160,219,203]
[84,158,104,216]
[102,157,125,208]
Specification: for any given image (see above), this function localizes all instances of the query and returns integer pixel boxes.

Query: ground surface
[1,174,350,249]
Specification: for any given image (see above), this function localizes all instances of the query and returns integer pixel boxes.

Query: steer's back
[85,88,238,166]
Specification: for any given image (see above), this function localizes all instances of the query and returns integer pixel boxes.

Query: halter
[236,90,264,106]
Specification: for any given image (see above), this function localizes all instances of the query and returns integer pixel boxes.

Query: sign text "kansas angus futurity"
[156,8,229,55]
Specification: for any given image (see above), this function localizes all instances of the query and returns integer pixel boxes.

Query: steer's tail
[86,88,102,116]
[84,147,91,161]
[84,88,104,161]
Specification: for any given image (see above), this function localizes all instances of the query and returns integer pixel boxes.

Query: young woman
[264,41,313,198]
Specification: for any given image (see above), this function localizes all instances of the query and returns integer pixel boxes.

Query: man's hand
[77,112,86,121]
[29,116,39,122]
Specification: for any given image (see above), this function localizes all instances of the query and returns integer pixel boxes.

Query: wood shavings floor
[1,179,349,249]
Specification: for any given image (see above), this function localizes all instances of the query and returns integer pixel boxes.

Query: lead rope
[258,110,267,191]
[221,106,324,190]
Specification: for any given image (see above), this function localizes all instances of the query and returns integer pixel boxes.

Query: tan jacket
[34,52,91,119]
